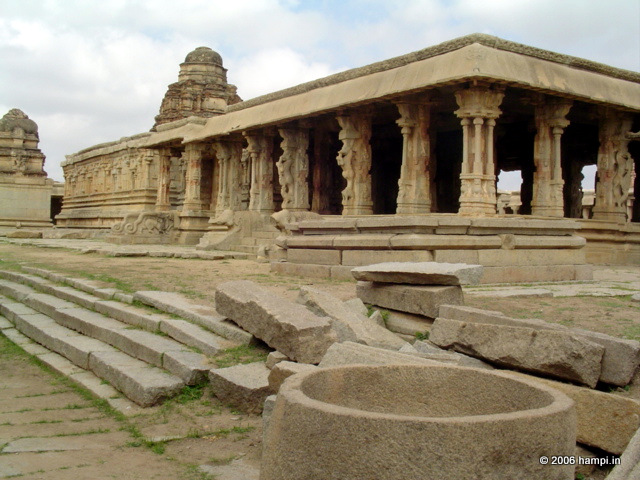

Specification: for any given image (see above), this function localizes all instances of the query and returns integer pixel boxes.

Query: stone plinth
[351,261,483,285]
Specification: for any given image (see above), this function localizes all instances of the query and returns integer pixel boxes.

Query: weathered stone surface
[608,425,640,480]
[430,318,604,387]
[215,281,336,364]
[162,350,211,385]
[93,300,164,331]
[631,293,640,303]
[382,308,433,336]
[319,341,440,368]
[89,350,184,407]
[5,230,43,239]
[343,297,368,317]
[298,286,407,350]
[440,304,640,386]
[262,364,576,480]
[265,351,289,370]
[208,362,272,414]
[356,281,463,318]
[106,328,185,367]
[268,361,319,391]
[351,261,483,285]
[159,319,236,356]
[133,290,252,344]
[508,372,640,455]
[410,340,494,369]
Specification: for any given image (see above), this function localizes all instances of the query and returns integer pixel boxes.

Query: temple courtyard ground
[0,239,639,479]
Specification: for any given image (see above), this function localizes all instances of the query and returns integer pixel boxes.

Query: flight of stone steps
[0,267,253,411]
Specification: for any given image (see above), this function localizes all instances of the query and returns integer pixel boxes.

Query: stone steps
[0,269,241,352]
[0,298,184,407]
[0,273,232,406]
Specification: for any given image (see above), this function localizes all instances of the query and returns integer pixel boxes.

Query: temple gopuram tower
[152,47,241,130]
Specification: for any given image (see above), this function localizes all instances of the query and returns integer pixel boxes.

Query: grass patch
[208,454,237,466]
[622,324,640,341]
[211,345,269,368]
[414,331,429,341]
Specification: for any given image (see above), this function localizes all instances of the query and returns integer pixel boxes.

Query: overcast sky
[1,0,639,190]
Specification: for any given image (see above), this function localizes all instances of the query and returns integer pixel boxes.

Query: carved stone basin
[261,364,576,480]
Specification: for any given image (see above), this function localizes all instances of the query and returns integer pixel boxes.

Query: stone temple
[54,34,640,283]
[0,109,62,228]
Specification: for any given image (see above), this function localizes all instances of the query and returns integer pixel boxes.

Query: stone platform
[271,214,593,283]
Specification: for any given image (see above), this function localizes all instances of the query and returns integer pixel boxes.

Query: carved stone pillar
[182,143,206,211]
[336,111,373,215]
[155,148,172,211]
[592,109,634,223]
[454,85,504,215]
[213,139,244,215]
[245,132,275,213]
[530,96,572,217]
[277,127,310,211]
[142,151,154,189]
[395,98,435,214]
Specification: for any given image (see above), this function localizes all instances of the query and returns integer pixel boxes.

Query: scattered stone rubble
[2,260,640,479]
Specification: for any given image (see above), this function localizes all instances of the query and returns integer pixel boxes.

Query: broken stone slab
[351,261,484,286]
[159,318,237,356]
[343,297,368,317]
[133,290,252,344]
[162,350,212,385]
[508,371,640,455]
[319,341,442,368]
[298,286,407,350]
[440,304,640,386]
[268,361,319,392]
[208,362,273,414]
[215,281,337,364]
[380,308,433,336]
[89,350,184,407]
[265,351,289,369]
[608,425,640,480]
[408,340,494,369]
[5,230,42,239]
[93,300,164,331]
[430,317,604,387]
[357,281,463,318]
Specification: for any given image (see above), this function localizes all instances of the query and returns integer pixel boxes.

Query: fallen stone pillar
[215,280,336,364]
[430,317,604,387]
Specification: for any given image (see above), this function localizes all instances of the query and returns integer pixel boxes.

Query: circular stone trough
[261,364,576,480]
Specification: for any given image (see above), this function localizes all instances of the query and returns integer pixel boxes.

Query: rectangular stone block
[333,234,393,249]
[432,249,480,264]
[439,305,640,386]
[286,235,336,248]
[93,300,163,331]
[287,248,341,265]
[430,317,604,387]
[341,249,434,266]
[509,372,640,455]
[271,262,332,279]
[390,234,501,250]
[477,248,585,267]
[508,235,586,249]
[215,280,337,364]
[351,262,483,285]
[356,282,463,318]
[479,265,591,284]
[159,319,235,356]
[208,363,272,414]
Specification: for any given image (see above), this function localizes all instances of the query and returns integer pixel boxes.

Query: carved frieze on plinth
[277,127,310,212]
[454,85,504,215]
[530,95,572,217]
[395,98,435,214]
[592,109,634,223]
[336,111,373,215]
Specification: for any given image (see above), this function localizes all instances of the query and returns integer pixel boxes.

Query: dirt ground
[0,241,639,479]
